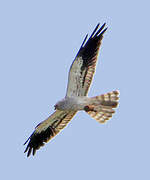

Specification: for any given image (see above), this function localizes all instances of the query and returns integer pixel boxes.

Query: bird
[24,23,119,157]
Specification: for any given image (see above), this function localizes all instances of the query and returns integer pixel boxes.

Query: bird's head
[54,104,58,110]
[54,99,65,110]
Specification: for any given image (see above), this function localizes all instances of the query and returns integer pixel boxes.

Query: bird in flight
[24,23,119,157]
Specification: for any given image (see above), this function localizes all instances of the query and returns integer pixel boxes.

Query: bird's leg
[84,105,97,112]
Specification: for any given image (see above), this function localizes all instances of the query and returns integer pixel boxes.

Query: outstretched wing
[24,110,77,157]
[66,23,107,97]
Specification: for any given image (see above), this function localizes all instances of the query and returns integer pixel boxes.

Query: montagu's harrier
[24,23,119,157]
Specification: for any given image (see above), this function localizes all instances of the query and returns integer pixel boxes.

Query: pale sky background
[0,0,149,179]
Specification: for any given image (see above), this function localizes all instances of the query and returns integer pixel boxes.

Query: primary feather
[66,23,107,97]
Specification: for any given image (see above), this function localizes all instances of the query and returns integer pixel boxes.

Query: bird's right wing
[24,110,77,157]
[66,23,107,97]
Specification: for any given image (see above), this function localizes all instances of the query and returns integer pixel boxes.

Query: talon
[84,105,96,112]
[84,106,90,112]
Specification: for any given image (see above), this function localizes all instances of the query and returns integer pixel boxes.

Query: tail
[84,90,119,123]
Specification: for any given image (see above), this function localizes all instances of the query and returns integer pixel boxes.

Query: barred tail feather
[85,90,119,123]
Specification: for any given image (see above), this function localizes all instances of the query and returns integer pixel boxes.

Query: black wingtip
[23,134,32,146]
[24,126,55,157]
[100,27,108,36]
[95,23,107,37]
[77,23,107,55]
[84,23,107,46]
[81,34,88,48]
[89,23,100,39]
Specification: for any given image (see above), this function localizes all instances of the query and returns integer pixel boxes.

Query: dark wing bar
[24,110,76,157]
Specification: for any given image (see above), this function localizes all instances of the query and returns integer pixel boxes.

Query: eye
[54,104,58,110]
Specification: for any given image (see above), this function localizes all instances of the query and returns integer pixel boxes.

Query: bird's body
[54,96,90,111]
[24,23,120,157]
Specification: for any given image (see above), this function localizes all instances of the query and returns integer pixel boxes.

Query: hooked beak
[54,104,58,110]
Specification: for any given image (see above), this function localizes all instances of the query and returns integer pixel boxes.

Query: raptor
[24,23,119,157]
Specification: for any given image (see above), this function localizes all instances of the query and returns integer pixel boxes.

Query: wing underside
[24,23,108,157]
[66,23,107,97]
[24,110,77,157]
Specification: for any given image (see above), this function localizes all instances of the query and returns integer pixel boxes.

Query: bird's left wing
[24,110,77,157]
[66,23,107,97]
